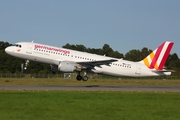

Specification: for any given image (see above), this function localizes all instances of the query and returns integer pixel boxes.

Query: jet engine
[58,61,76,72]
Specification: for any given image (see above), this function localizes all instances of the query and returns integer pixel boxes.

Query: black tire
[76,75,82,81]
[82,76,88,81]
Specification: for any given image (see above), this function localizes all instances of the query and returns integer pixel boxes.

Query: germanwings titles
[5,41,174,81]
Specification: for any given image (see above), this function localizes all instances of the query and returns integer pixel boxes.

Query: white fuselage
[5,42,171,77]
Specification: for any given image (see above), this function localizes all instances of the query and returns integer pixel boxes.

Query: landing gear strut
[76,72,88,81]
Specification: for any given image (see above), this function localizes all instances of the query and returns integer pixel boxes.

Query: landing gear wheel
[82,76,88,81]
[76,75,82,81]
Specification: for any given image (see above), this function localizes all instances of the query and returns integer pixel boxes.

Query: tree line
[0,41,180,76]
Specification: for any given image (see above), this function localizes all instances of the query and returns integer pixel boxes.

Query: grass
[0,78,180,85]
[0,78,179,120]
[0,91,179,120]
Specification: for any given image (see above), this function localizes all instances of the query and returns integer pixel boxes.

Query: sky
[0,0,180,57]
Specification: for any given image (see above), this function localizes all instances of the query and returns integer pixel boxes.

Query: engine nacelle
[58,61,76,72]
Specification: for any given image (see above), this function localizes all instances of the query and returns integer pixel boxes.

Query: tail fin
[142,41,174,70]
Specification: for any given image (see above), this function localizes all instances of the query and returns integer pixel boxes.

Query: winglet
[142,41,174,70]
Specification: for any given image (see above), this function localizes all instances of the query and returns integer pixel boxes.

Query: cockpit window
[13,44,22,48]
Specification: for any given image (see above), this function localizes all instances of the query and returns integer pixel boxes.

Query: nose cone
[5,47,9,53]
[5,47,13,55]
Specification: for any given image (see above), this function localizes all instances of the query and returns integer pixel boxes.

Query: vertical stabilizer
[142,41,174,70]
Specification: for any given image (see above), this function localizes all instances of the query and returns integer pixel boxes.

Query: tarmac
[0,84,180,92]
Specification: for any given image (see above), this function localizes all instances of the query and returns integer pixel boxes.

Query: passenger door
[26,43,33,54]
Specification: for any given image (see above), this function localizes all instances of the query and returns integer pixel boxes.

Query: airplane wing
[77,59,118,68]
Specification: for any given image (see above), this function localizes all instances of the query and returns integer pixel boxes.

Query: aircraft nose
[5,47,13,55]
[5,47,9,53]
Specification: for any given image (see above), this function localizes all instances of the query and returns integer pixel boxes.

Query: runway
[0,84,180,92]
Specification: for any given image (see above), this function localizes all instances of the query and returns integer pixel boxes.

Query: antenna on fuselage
[31,40,34,43]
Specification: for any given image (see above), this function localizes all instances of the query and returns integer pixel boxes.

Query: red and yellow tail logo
[143,41,174,70]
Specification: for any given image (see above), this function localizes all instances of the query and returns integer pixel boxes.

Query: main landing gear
[76,72,88,81]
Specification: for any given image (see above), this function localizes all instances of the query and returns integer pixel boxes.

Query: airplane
[5,41,174,81]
